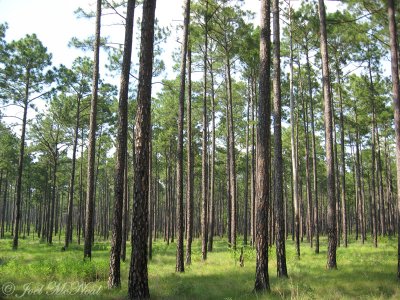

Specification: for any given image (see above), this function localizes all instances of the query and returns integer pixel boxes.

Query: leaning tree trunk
[273,0,288,278]
[127,0,156,298]
[318,0,337,269]
[84,0,101,260]
[254,0,271,292]
[176,0,190,273]
[387,0,400,280]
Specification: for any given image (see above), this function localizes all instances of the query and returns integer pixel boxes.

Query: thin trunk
[273,0,288,278]
[243,82,250,246]
[201,0,209,261]
[84,0,101,259]
[65,95,81,248]
[176,0,190,273]
[13,70,30,250]
[288,2,300,258]
[208,57,215,252]
[185,47,194,265]
[335,63,347,247]
[108,0,135,287]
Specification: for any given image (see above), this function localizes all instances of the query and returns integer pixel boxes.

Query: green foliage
[0,34,53,105]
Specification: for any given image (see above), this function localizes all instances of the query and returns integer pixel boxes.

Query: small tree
[0,34,52,250]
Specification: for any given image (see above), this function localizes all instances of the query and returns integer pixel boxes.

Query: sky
[0,0,190,69]
[0,0,343,131]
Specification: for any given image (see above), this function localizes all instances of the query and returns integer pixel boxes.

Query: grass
[0,234,399,299]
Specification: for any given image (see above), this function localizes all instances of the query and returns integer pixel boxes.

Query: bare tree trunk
[65,96,81,248]
[254,0,271,292]
[185,47,194,265]
[225,49,237,250]
[201,0,209,261]
[176,0,190,273]
[78,129,84,245]
[122,149,129,261]
[127,0,156,298]
[288,1,300,258]
[148,137,153,260]
[273,0,288,278]
[305,46,319,254]
[208,58,216,252]
[318,0,337,269]
[13,74,30,250]
[387,0,400,279]
[243,81,250,246]
[335,63,347,248]
[84,0,101,260]
[108,0,135,287]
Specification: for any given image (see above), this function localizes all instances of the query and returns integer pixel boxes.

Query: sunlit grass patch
[0,234,399,299]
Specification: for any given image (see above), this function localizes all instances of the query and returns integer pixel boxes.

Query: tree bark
[65,95,81,248]
[254,0,271,292]
[84,0,101,260]
[127,0,156,298]
[208,57,216,252]
[273,0,288,278]
[12,70,30,250]
[305,46,319,254]
[387,0,400,279]
[201,0,209,261]
[288,2,300,258]
[318,0,337,269]
[185,46,194,265]
[109,0,135,287]
[176,0,190,273]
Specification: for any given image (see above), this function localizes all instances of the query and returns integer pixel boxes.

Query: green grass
[0,234,399,299]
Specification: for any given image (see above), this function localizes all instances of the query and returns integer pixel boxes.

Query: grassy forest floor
[0,235,399,299]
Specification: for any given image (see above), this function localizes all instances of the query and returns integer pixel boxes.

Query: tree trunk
[387,0,400,279]
[84,0,101,260]
[108,0,135,287]
[318,0,337,269]
[208,57,215,252]
[335,63,347,247]
[13,70,30,250]
[273,0,288,278]
[201,0,209,261]
[122,149,129,261]
[226,54,237,251]
[1,172,8,238]
[243,81,250,246]
[288,2,300,258]
[176,0,190,273]
[185,46,194,265]
[127,0,156,298]
[305,46,319,254]
[254,0,271,292]
[65,95,81,248]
